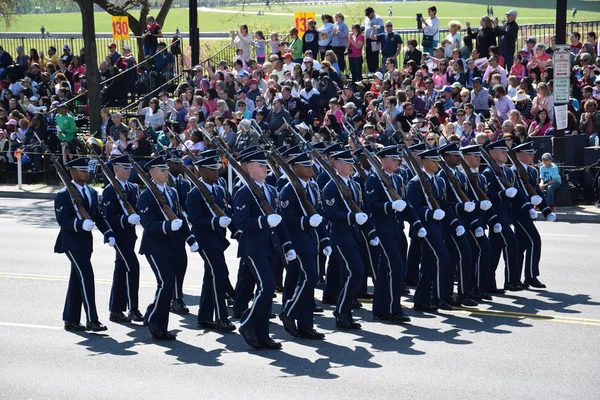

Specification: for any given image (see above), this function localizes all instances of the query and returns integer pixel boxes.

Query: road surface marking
[0,322,62,330]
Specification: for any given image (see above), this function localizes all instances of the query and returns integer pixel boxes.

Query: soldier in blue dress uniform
[55,157,115,332]
[100,155,144,323]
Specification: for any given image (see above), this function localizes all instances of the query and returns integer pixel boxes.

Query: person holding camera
[369,20,403,69]
[420,6,440,56]
[363,7,384,73]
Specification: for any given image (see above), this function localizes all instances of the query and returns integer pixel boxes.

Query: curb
[0,191,56,200]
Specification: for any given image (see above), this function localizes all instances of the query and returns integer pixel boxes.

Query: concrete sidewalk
[1,183,599,224]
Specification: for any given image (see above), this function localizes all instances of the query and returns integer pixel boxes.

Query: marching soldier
[510,141,556,288]
[55,157,115,332]
[187,153,239,332]
[233,150,297,350]
[101,155,144,323]
[364,145,426,322]
[278,151,330,339]
[322,149,379,329]
[138,155,199,340]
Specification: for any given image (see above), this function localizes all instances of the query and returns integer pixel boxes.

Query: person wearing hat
[471,77,490,118]
[370,71,384,97]
[437,143,479,307]
[481,139,532,293]
[233,150,297,349]
[107,42,121,66]
[55,157,116,333]
[322,148,379,329]
[100,155,144,324]
[61,44,73,65]
[364,145,425,322]
[363,7,385,73]
[138,155,198,340]
[494,9,519,71]
[55,103,79,164]
[368,20,403,69]
[405,147,455,311]
[187,153,239,332]
[142,15,162,57]
[278,151,330,339]
[511,142,556,289]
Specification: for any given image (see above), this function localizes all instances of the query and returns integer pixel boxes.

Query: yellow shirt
[41,53,59,71]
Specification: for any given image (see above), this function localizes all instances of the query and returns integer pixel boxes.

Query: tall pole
[190,0,199,66]
[552,0,568,169]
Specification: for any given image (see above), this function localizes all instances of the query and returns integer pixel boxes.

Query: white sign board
[553,44,571,79]
[554,77,570,104]
[554,104,568,130]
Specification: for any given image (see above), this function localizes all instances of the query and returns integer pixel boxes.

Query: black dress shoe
[313,304,324,313]
[480,290,493,301]
[127,309,144,322]
[259,337,282,350]
[109,312,131,323]
[459,295,478,307]
[159,331,177,340]
[322,296,338,305]
[226,298,234,306]
[413,303,437,312]
[214,318,236,332]
[197,320,216,329]
[238,325,261,349]
[404,280,419,287]
[401,286,410,295]
[487,288,505,295]
[335,314,361,330]
[86,321,108,332]
[298,328,326,340]
[231,311,244,319]
[356,292,374,300]
[389,312,411,323]
[275,286,284,293]
[170,299,190,314]
[351,298,363,309]
[279,313,300,337]
[524,277,547,289]
[269,313,276,319]
[64,321,86,331]
[504,282,524,292]
[436,299,452,311]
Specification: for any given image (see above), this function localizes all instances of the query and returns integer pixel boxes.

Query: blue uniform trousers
[198,248,230,321]
[333,245,364,316]
[63,251,99,323]
[405,239,422,282]
[468,232,493,290]
[172,249,187,301]
[323,254,341,301]
[109,242,140,312]
[240,255,275,341]
[283,252,318,331]
[145,254,176,332]
[489,222,520,288]
[233,259,255,315]
[446,233,473,295]
[514,219,542,280]
[414,233,450,305]
[373,235,405,316]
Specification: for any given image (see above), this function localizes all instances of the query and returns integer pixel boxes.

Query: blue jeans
[544,181,561,205]
[422,40,439,56]
[144,43,157,58]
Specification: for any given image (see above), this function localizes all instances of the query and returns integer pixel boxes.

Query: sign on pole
[111,16,130,41]
[554,77,570,104]
[553,44,571,79]
[294,12,316,38]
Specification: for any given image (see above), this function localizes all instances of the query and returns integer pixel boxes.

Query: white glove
[529,208,538,219]
[82,219,95,231]
[480,200,492,211]
[323,246,332,257]
[505,187,517,198]
[285,249,297,261]
[493,223,502,233]
[108,237,116,247]
[309,214,323,227]
[369,237,380,246]
[171,219,183,231]
[355,212,368,225]
[546,213,556,222]
[531,195,543,206]
[189,242,199,252]
[392,199,407,212]
[417,228,427,238]
[463,201,476,213]
[474,227,484,237]
[433,209,445,220]
[127,214,140,225]
[219,216,232,228]
[267,214,282,227]
[456,226,465,236]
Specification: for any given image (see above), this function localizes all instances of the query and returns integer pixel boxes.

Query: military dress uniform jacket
[482,165,532,225]
[364,172,423,237]
[278,180,331,256]
[233,183,294,258]
[101,181,139,244]
[437,168,480,231]
[186,182,242,252]
[463,170,500,229]
[54,185,113,254]
[512,164,553,219]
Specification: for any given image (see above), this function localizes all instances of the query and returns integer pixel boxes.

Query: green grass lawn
[2,0,600,34]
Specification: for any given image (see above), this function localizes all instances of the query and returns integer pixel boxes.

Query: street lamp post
[190,0,199,66]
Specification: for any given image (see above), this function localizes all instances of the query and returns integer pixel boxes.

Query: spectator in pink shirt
[492,86,515,122]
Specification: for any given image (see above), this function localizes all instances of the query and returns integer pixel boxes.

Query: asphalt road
[1,198,599,399]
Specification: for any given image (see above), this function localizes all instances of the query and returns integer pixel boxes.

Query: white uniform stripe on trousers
[201,249,221,319]
[470,232,482,288]
[450,236,464,294]
[516,221,535,279]
[284,256,307,316]
[147,255,164,323]
[66,251,93,322]
[335,246,353,311]
[378,243,394,315]
[114,244,132,310]
[240,256,263,327]
[360,232,377,283]
[422,238,441,298]
[498,229,510,282]
[173,276,179,299]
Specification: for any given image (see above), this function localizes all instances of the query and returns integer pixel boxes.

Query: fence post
[17,151,22,190]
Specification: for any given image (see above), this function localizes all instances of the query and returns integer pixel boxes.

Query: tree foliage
[0,0,19,27]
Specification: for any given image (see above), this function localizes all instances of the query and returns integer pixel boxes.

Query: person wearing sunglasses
[369,20,403,69]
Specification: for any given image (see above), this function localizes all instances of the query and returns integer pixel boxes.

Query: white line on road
[0,322,62,330]
[541,233,588,237]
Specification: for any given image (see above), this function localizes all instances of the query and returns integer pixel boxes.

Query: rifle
[458,156,491,201]
[506,149,537,197]
[33,132,90,220]
[479,146,513,189]
[325,122,368,184]
[201,127,277,215]
[292,127,363,213]
[115,143,179,221]
[250,120,318,216]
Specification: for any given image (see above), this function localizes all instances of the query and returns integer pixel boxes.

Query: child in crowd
[510,54,526,79]
[507,75,519,99]
[269,32,281,59]
[253,30,267,64]
[539,152,561,210]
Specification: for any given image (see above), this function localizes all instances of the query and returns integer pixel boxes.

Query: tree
[73,0,102,137]
[0,0,19,27]
[94,0,174,62]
